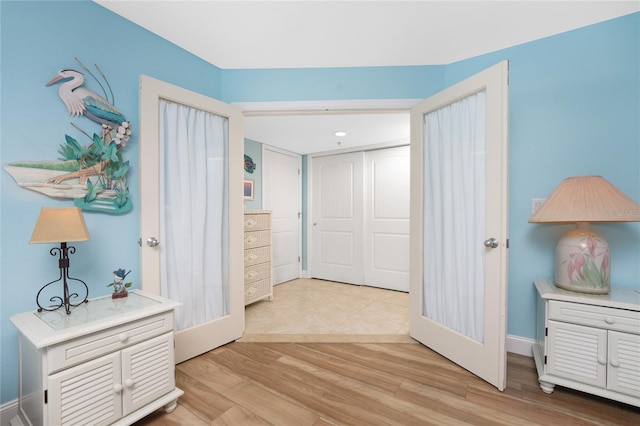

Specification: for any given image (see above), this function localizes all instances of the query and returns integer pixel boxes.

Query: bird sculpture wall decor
[4,58,132,213]
[46,68,128,130]
[44,59,133,212]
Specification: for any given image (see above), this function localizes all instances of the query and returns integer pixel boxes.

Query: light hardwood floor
[135,280,640,425]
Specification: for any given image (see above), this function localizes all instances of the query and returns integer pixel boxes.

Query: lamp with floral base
[529,176,640,294]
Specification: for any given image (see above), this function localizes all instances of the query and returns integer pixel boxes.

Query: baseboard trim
[507,334,535,357]
[0,399,18,426]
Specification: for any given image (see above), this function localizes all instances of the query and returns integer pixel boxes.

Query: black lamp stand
[36,242,89,314]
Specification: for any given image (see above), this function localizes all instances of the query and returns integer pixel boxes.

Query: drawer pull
[125,379,135,388]
[246,219,258,228]
[604,317,615,324]
[246,236,257,244]
[118,333,129,342]
[113,384,123,393]
[246,271,258,279]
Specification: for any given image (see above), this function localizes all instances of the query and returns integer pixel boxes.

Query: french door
[409,61,509,390]
[139,75,244,363]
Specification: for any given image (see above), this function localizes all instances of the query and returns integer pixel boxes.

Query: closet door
[364,145,410,291]
[263,146,302,284]
[310,146,410,290]
[310,151,364,285]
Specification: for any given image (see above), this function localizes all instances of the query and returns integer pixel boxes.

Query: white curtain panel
[159,100,229,330]
[423,90,487,342]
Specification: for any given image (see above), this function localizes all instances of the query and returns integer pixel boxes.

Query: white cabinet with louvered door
[244,210,273,305]
[533,279,640,407]
[10,290,183,426]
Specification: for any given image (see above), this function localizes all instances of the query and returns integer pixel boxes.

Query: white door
[409,61,509,390]
[263,146,301,284]
[311,151,364,285]
[139,75,244,363]
[364,146,410,291]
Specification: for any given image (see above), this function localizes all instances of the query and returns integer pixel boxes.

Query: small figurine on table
[109,268,132,299]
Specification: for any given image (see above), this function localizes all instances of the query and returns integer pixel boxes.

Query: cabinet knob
[598,357,607,365]
[125,379,135,388]
[604,317,615,324]
[610,359,620,368]
[118,333,128,342]
[113,384,123,393]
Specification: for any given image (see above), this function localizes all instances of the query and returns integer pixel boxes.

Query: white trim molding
[506,334,535,357]
[233,99,422,116]
[1,399,18,425]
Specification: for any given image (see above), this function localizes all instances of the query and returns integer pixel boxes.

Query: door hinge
[44,389,48,404]
[544,355,547,365]
[545,327,548,337]
[298,212,301,219]
[298,168,301,175]
[298,256,301,263]
[506,238,510,248]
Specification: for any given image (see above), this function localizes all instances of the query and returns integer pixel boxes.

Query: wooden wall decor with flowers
[3,58,133,214]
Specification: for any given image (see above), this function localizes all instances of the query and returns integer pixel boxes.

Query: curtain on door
[159,99,229,330]
[423,90,486,342]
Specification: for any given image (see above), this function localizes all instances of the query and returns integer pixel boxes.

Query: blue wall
[0,0,224,405]
[223,13,640,341]
[243,139,263,210]
[445,13,640,338]
[1,0,638,405]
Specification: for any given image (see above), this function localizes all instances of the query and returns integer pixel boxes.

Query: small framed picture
[243,179,254,200]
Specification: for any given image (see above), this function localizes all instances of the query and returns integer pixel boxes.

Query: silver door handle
[484,238,499,248]
[146,237,159,247]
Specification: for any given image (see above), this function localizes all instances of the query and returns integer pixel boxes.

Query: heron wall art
[4,58,133,214]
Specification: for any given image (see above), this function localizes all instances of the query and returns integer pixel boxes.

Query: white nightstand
[10,290,184,426]
[532,279,640,407]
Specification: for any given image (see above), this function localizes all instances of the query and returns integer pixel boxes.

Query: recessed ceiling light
[334,131,347,137]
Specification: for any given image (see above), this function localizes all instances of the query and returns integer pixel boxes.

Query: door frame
[237,99,419,281]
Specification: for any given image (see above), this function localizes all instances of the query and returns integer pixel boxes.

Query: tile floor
[240,278,412,343]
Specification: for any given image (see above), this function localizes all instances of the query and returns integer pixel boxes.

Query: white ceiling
[240,102,414,154]
[94,1,639,154]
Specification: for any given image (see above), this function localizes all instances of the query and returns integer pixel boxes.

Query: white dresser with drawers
[10,290,183,426]
[532,279,640,407]
[243,210,273,305]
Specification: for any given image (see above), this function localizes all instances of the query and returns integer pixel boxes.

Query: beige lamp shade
[529,176,640,224]
[30,207,90,244]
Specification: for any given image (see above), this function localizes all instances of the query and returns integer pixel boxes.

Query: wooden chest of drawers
[244,211,273,305]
